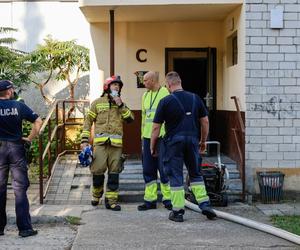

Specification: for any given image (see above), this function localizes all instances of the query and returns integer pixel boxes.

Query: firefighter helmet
[103,75,123,93]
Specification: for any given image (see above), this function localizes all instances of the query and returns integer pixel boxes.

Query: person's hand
[113,96,123,107]
[151,147,158,157]
[80,142,88,150]
[22,137,32,143]
[199,142,206,154]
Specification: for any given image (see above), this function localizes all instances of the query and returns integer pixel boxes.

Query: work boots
[199,201,216,220]
[91,196,100,206]
[105,198,121,211]
[137,202,157,211]
[168,209,185,222]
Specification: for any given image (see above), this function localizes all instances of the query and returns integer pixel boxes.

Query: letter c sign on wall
[136,49,147,62]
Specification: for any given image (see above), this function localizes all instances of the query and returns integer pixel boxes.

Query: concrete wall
[90,21,225,110]
[245,0,300,193]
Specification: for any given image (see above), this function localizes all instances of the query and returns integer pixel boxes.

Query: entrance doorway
[165,48,217,138]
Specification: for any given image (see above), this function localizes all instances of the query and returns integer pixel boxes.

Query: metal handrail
[231,96,245,201]
[38,99,89,204]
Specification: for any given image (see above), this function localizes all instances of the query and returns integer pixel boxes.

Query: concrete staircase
[42,154,243,205]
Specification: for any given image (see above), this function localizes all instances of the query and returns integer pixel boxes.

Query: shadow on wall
[21,75,90,117]
[20,2,45,52]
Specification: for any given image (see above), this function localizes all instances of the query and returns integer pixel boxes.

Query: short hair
[165,71,181,86]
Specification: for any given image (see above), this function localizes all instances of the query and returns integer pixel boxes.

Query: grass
[65,216,82,225]
[271,215,300,236]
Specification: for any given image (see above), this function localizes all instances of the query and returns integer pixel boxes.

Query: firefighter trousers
[91,144,122,204]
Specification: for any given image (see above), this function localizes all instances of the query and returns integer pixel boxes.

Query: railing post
[62,101,66,152]
[55,102,59,155]
[39,134,44,204]
[47,119,51,177]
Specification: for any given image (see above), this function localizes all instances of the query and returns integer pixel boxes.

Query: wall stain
[252,96,293,120]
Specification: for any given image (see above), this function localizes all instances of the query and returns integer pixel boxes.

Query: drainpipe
[185,200,300,245]
[110,9,115,76]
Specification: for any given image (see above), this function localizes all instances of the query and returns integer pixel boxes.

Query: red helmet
[103,75,123,92]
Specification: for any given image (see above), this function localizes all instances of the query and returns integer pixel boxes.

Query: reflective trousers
[142,138,171,203]
[0,141,32,231]
[162,135,209,211]
[91,144,121,204]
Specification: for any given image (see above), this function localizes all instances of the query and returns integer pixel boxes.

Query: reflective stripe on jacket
[81,95,134,147]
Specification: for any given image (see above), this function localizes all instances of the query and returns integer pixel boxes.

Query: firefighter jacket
[81,95,134,147]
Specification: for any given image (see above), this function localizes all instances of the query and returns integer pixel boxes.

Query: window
[227,31,238,67]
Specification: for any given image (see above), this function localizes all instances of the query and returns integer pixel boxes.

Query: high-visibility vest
[141,86,169,139]
[81,96,134,147]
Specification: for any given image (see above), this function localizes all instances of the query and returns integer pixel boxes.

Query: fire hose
[185,199,300,245]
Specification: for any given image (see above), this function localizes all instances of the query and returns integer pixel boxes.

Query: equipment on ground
[78,145,93,167]
[185,141,229,207]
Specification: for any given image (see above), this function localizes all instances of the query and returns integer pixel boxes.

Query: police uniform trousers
[142,138,171,205]
[90,143,122,204]
[0,141,33,232]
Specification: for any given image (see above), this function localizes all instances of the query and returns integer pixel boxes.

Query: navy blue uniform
[0,99,38,232]
[153,90,210,211]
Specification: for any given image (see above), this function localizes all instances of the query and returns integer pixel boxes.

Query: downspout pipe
[109,9,115,76]
[185,200,300,245]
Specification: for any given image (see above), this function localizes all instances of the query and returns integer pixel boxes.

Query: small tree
[28,36,89,103]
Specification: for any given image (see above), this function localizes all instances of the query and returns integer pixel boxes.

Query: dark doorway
[173,57,207,101]
[165,48,217,141]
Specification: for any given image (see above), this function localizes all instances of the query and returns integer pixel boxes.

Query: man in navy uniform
[150,72,216,222]
[0,80,42,237]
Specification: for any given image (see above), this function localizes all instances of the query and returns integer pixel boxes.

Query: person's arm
[150,122,162,156]
[199,116,209,153]
[81,102,97,149]
[22,117,43,142]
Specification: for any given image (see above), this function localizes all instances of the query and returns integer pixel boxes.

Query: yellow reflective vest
[81,95,134,147]
[141,86,169,139]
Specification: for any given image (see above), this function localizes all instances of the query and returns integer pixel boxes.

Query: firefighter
[80,75,134,211]
[150,71,216,222]
[138,71,172,211]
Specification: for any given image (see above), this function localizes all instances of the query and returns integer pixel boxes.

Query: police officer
[81,75,134,211]
[0,80,43,237]
[138,71,172,211]
[150,72,216,222]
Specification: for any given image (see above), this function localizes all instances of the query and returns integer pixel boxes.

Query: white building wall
[245,0,300,192]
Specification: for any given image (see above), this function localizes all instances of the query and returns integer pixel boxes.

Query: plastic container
[257,171,285,204]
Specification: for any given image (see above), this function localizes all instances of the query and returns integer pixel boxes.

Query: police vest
[141,86,169,139]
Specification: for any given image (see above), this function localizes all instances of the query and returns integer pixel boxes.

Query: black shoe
[0,231,4,236]
[19,229,38,238]
[91,200,99,206]
[105,203,121,211]
[168,210,184,222]
[91,197,100,206]
[199,202,216,220]
[137,203,157,211]
[163,200,173,210]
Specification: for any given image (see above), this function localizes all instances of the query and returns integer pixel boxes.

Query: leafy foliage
[0,27,32,90]
[28,36,90,103]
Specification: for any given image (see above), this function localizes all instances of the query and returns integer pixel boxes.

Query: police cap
[0,80,13,91]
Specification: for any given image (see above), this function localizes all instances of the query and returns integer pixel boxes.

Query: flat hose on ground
[185,199,300,245]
